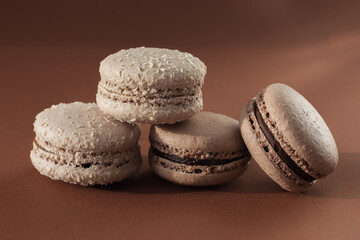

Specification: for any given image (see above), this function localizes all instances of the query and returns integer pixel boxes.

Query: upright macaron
[96,47,207,124]
[30,102,142,186]
[149,112,251,186]
[239,83,338,192]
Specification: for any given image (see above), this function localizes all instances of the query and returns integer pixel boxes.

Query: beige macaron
[149,111,250,186]
[96,47,207,124]
[30,102,142,186]
[239,83,338,192]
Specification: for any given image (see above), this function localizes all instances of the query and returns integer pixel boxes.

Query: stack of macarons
[30,47,338,192]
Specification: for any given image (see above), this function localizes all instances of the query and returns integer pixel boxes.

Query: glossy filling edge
[150,146,249,167]
[252,101,316,183]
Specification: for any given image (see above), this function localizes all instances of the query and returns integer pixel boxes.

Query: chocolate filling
[150,146,248,166]
[253,101,315,183]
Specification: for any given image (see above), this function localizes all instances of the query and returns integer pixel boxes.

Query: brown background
[1,1,360,239]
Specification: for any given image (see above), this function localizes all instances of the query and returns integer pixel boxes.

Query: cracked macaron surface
[96,47,207,124]
[30,102,142,186]
[149,111,250,186]
[239,83,338,192]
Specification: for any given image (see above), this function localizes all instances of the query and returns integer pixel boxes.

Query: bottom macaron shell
[239,100,312,192]
[30,149,142,186]
[96,92,203,124]
[148,150,250,186]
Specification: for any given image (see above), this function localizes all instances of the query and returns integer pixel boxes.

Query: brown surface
[1,1,360,239]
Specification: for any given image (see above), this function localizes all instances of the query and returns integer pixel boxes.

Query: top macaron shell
[99,47,207,89]
[150,111,247,153]
[34,102,141,151]
[259,83,338,178]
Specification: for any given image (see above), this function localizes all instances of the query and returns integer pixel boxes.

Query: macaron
[30,102,142,186]
[239,83,338,192]
[148,112,251,186]
[96,47,207,124]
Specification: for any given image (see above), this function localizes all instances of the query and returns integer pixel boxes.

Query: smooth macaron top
[34,102,141,151]
[99,47,207,89]
[150,111,247,153]
[258,83,338,177]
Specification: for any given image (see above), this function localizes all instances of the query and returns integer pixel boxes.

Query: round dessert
[239,83,339,192]
[96,47,207,124]
[30,102,142,186]
[148,111,251,186]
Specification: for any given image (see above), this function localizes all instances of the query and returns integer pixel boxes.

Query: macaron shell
[31,102,143,186]
[96,88,203,124]
[149,152,250,186]
[31,149,142,186]
[150,112,247,153]
[34,102,141,151]
[99,47,207,89]
[239,101,311,192]
[261,83,338,177]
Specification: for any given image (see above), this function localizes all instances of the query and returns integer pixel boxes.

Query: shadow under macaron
[303,152,360,199]
[94,157,283,194]
[94,153,360,199]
